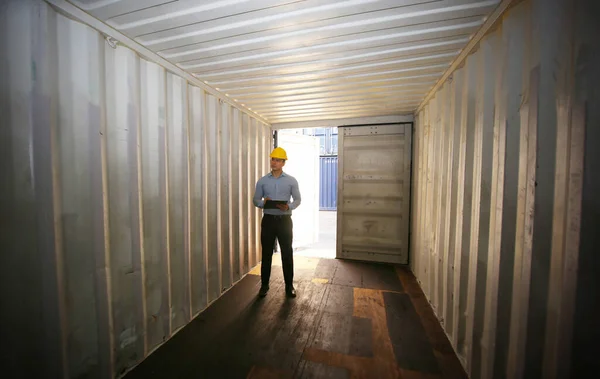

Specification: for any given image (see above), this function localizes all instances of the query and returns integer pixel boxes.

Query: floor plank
[330,260,363,287]
[123,258,465,379]
[383,291,440,374]
[360,263,405,292]
[396,267,468,379]
[296,360,350,379]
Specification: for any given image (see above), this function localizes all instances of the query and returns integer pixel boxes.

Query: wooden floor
[125,255,466,379]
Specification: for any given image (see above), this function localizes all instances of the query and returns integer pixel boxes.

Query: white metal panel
[188,85,208,316]
[231,108,242,282]
[337,124,412,264]
[411,1,598,378]
[0,2,271,378]
[248,118,258,267]
[54,14,107,377]
[166,72,190,333]
[219,101,232,290]
[61,0,500,124]
[139,57,169,354]
[205,93,220,303]
[241,113,251,270]
[104,39,146,374]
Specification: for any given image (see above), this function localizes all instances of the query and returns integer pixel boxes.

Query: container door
[277,133,320,249]
[337,124,412,264]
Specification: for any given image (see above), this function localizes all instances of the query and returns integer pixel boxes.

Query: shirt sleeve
[252,178,264,208]
[289,177,301,210]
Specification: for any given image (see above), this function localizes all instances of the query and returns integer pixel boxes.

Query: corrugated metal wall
[0,1,270,378]
[410,0,599,378]
[319,156,338,210]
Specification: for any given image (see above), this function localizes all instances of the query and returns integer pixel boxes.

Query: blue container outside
[319,156,338,210]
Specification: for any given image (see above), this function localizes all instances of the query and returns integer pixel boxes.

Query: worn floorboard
[124,256,466,379]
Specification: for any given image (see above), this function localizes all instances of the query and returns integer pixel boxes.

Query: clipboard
[264,200,288,209]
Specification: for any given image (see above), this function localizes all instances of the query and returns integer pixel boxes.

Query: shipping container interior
[1,0,598,378]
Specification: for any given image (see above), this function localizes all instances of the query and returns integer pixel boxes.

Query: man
[253,146,301,298]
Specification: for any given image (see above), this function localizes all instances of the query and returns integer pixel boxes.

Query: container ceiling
[68,0,500,124]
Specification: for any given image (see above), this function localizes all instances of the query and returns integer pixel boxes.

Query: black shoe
[285,285,296,298]
[259,285,269,297]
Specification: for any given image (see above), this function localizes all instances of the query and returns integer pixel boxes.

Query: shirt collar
[268,171,287,177]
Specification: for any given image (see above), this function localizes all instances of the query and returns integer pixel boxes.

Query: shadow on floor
[124,256,466,379]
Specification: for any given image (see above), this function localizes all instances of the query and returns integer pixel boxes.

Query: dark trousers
[260,214,294,287]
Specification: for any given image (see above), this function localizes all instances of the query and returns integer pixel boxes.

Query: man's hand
[263,197,271,206]
[276,203,289,211]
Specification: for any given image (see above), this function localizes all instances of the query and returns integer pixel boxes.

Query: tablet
[264,200,288,209]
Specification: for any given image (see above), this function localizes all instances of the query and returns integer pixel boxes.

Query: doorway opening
[276,127,339,259]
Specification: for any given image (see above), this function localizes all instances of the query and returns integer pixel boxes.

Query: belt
[264,214,291,219]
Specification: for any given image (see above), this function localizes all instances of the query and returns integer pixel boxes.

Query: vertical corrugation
[40,4,71,378]
[523,1,564,377]
[255,121,264,265]
[542,1,581,376]
[447,67,464,343]
[261,123,267,261]
[248,119,257,267]
[480,17,508,379]
[160,65,172,339]
[459,32,499,376]
[10,2,71,377]
[264,125,270,252]
[469,33,499,378]
[421,104,431,297]
[139,59,167,352]
[254,121,262,265]
[55,13,107,378]
[255,121,262,265]
[1,3,272,377]
[493,4,528,377]
[246,118,254,269]
[464,49,485,371]
[220,101,232,291]
[418,108,428,295]
[231,109,242,283]
[410,114,422,292]
[402,124,412,264]
[430,94,442,313]
[411,1,594,378]
[97,30,116,379]
[184,83,192,324]
[104,41,142,376]
[457,53,478,363]
[205,94,220,303]
[451,63,468,350]
[241,114,250,272]
[441,77,456,333]
[199,88,211,312]
[133,55,148,358]
[166,73,189,332]
[436,83,448,326]
[507,63,536,379]
[440,81,454,332]
[188,86,208,316]
[569,0,598,370]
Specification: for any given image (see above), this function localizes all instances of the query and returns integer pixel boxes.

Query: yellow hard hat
[270,147,288,160]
